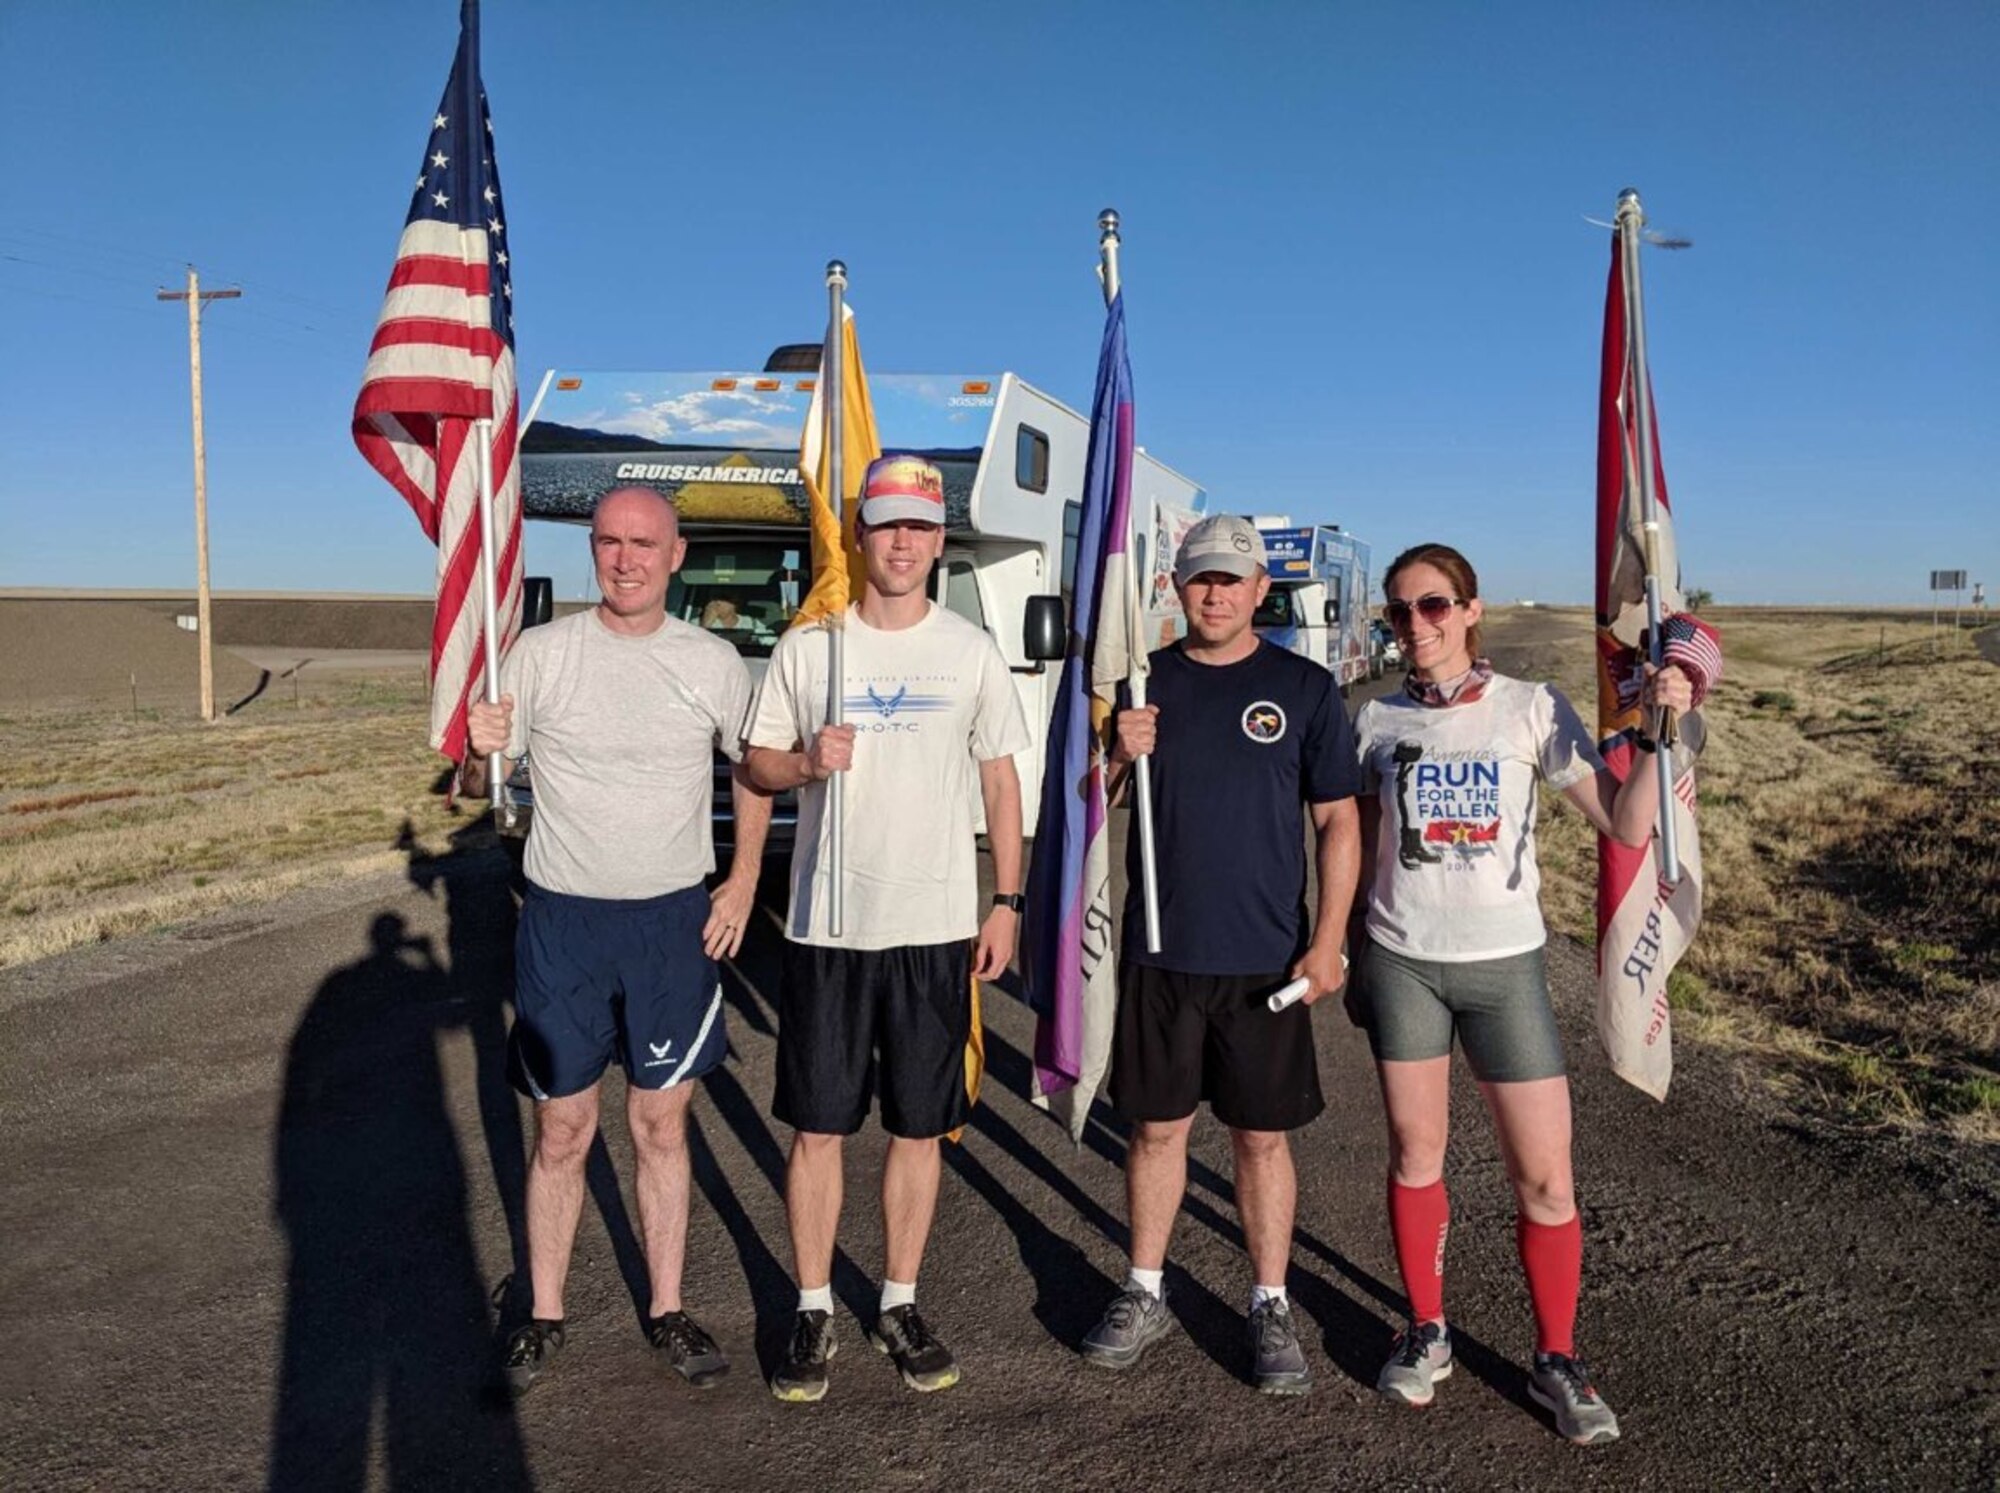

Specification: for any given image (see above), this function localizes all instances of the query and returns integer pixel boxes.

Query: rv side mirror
[1324,598,1341,626]
[1023,594,1065,662]
[523,576,555,629]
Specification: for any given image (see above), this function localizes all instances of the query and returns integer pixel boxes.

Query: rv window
[1060,502,1082,598]
[944,559,985,629]
[1016,425,1050,494]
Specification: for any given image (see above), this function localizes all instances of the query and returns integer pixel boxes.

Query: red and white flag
[353,0,521,763]
[1594,233,1705,1101]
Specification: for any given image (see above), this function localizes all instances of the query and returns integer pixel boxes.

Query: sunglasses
[1383,594,1466,628]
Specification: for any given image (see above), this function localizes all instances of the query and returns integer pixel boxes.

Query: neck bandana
[1405,657,1495,709]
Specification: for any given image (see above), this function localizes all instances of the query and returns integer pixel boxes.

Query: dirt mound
[0,600,267,715]
[113,597,438,650]
[130,597,588,650]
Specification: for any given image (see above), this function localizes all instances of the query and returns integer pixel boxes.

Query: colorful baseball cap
[1173,513,1268,584]
[859,454,947,527]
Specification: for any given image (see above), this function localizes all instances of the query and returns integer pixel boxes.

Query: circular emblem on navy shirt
[1241,700,1287,743]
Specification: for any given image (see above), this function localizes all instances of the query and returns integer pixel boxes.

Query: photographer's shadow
[269,904,531,1492]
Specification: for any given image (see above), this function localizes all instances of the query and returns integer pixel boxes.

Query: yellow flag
[794,306,881,625]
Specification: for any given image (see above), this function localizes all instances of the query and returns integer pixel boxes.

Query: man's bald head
[593,485,681,538]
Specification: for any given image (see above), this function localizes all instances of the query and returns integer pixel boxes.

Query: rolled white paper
[1266,977,1313,1013]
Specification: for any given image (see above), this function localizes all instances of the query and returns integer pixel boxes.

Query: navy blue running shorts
[773,940,973,1140]
[510,881,727,1101]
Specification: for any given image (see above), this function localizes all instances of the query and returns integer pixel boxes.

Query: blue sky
[1,1,1993,605]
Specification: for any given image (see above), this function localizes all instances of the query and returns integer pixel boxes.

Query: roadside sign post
[1930,569,1967,655]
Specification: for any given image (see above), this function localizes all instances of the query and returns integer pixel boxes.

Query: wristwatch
[991,893,1025,913]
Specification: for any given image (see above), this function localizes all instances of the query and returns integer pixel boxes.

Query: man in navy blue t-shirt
[1079,513,1363,1396]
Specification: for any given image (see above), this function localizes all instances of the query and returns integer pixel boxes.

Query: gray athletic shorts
[1357,942,1567,1082]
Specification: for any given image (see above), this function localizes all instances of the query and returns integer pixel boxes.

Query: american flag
[352,0,521,763]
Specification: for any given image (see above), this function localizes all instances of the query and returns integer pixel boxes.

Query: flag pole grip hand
[1637,661,1692,884]
[806,723,855,778]
[1108,704,1158,764]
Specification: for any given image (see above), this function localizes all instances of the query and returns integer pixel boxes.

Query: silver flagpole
[825,260,848,937]
[1615,188,1682,886]
[1099,210,1162,953]
[472,419,506,817]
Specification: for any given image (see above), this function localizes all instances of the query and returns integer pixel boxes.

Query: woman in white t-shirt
[1350,542,1692,1446]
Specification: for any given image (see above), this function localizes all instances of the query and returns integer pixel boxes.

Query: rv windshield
[666,539,806,659]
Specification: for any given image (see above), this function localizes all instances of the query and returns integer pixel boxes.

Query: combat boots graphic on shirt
[1393,742,1443,869]
[1393,740,1506,867]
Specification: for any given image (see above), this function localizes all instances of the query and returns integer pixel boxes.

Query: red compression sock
[1388,1177,1450,1324]
[1516,1212,1582,1356]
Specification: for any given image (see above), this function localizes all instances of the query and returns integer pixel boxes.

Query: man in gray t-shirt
[464,487,772,1394]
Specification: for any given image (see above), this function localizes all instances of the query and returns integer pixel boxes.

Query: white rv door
[939,544,1050,840]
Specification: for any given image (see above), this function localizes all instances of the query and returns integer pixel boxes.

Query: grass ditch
[1522,609,1999,1145]
[0,677,476,967]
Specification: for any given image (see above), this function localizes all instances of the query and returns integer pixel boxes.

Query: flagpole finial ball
[1098,209,1120,235]
[1617,187,1641,207]
[825,259,847,284]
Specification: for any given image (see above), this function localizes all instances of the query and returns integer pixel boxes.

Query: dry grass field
[0,674,474,967]
[1516,607,2000,1143]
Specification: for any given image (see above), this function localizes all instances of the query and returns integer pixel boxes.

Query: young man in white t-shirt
[745,455,1031,1403]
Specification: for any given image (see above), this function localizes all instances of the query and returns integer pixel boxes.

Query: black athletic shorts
[1108,964,1325,1132]
[773,939,974,1140]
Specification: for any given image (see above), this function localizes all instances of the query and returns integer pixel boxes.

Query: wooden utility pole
[157,268,240,721]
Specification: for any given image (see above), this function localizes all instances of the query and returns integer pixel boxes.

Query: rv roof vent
[764,344,822,373]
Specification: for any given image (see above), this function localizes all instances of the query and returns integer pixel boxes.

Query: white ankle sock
[1126,1267,1165,1301]
[798,1285,833,1315]
[880,1279,918,1313]
[1250,1283,1288,1311]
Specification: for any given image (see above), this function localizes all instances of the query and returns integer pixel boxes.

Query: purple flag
[1023,291,1137,1139]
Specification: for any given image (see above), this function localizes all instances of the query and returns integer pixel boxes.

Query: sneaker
[1529,1352,1621,1445]
[647,1309,729,1389]
[1080,1286,1177,1370]
[501,1318,565,1394]
[770,1309,838,1403]
[1247,1298,1312,1396]
[1377,1320,1453,1406]
[870,1304,961,1392]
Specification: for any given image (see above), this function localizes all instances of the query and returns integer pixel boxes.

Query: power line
[0,226,352,323]
[0,225,193,275]
[0,281,160,320]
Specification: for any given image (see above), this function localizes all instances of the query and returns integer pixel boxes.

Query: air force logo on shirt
[1241,700,1287,744]
[844,677,957,733]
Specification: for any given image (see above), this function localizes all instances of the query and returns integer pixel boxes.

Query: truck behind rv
[1251,521,1378,688]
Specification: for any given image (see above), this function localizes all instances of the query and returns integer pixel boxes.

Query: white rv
[515,362,1206,842]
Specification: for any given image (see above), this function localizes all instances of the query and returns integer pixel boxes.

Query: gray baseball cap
[1173,513,1268,585]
